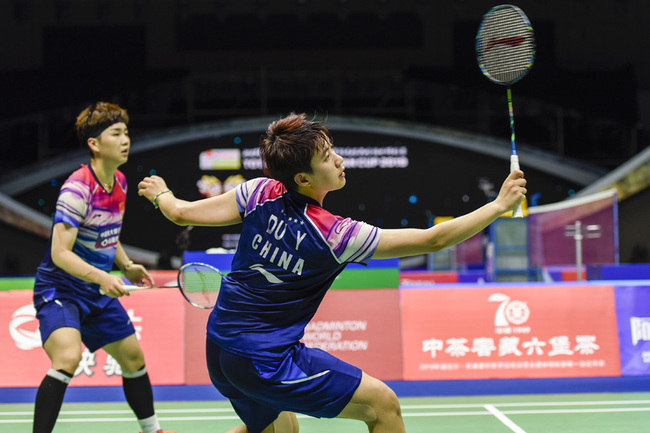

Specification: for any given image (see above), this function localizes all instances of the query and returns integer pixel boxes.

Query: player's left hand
[138,175,169,204]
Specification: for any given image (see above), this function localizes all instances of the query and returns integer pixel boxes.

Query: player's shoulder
[305,203,347,232]
[61,164,94,191]
[240,177,286,201]
[66,163,92,181]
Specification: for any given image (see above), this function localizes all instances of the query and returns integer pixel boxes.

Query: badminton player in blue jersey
[32,102,176,433]
[138,112,527,433]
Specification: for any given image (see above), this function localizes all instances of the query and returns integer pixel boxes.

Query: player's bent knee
[376,385,402,419]
[52,350,82,372]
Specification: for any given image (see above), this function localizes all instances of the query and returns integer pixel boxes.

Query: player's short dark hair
[76,102,129,156]
[259,113,332,190]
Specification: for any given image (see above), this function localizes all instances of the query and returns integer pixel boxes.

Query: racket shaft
[510,155,524,218]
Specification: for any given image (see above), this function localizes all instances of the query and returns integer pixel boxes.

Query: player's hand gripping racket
[101,262,223,309]
[476,4,535,218]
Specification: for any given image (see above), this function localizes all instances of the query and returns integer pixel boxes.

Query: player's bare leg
[337,372,405,433]
[225,412,298,433]
[43,327,83,373]
[34,327,82,433]
[103,333,145,373]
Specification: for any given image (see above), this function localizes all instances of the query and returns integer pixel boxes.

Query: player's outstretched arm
[138,175,242,227]
[373,170,526,259]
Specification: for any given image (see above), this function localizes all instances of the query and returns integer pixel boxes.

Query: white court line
[485,404,527,433]
[2,400,650,424]
[401,399,650,409]
[0,415,243,424]
[502,407,650,414]
[3,406,649,423]
[4,399,648,416]
[0,407,238,416]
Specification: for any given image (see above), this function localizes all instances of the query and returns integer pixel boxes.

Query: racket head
[177,262,224,309]
[476,4,535,85]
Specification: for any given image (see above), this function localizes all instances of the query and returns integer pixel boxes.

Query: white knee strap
[122,366,147,379]
[46,368,72,384]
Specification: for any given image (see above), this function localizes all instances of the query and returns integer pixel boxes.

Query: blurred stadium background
[1,0,650,276]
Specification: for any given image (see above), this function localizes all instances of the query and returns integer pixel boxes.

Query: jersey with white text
[207,178,381,360]
[33,164,127,307]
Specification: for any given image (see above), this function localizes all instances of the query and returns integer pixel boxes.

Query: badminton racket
[476,4,535,218]
[100,262,224,309]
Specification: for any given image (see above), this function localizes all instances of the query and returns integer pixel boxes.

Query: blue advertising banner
[615,284,650,376]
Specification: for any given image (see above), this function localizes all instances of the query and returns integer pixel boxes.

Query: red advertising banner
[402,285,621,380]
[183,288,404,384]
[2,285,185,388]
[183,304,212,385]
[1,278,625,388]
[3,290,50,387]
[303,288,403,380]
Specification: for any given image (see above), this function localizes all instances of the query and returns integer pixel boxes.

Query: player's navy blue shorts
[36,296,135,352]
[206,338,362,433]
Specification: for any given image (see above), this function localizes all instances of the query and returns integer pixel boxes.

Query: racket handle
[122,285,150,291]
[99,285,149,295]
[510,154,524,218]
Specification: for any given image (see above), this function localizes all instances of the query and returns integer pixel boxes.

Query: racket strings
[178,263,222,308]
[478,8,534,84]
[180,268,221,292]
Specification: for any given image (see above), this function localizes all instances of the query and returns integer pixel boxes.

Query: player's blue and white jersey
[33,164,127,308]
[207,178,381,360]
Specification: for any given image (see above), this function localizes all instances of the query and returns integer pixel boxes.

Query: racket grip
[99,285,147,295]
[510,155,524,218]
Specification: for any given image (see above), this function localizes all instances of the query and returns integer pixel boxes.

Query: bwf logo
[630,317,650,346]
[488,293,530,326]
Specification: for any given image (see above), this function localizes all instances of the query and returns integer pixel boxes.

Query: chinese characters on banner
[401,285,621,380]
[1,280,637,387]
[614,285,650,375]
[3,271,185,388]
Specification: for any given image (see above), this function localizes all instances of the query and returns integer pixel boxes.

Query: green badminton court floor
[3,393,649,432]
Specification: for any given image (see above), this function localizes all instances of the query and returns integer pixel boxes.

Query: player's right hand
[496,169,527,213]
[98,273,130,298]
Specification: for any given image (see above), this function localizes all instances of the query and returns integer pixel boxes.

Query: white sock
[138,414,160,433]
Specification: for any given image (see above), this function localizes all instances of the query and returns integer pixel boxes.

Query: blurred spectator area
[1,0,649,177]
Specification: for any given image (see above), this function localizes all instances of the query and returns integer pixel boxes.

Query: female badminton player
[138,112,527,433]
[32,102,175,433]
